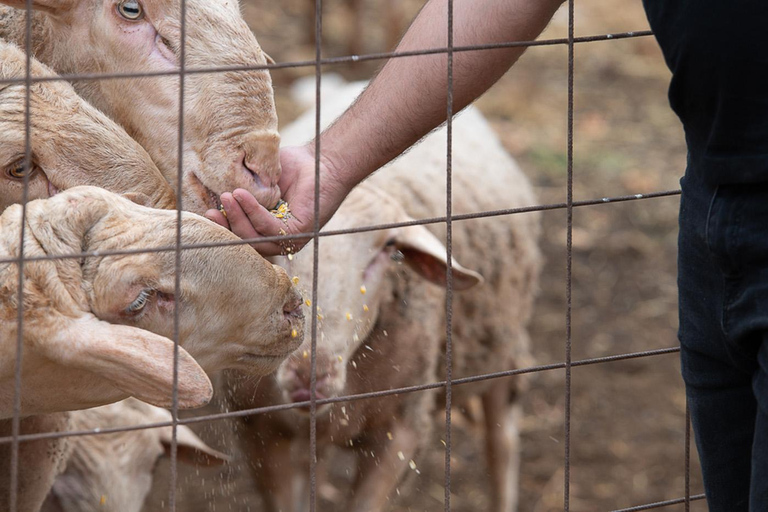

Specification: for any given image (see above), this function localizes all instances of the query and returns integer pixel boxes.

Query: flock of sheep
[0,1,542,511]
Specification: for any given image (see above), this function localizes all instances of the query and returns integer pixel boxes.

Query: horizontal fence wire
[0,189,682,266]
[611,494,706,512]
[0,30,653,87]
[3,1,694,507]
[0,346,681,446]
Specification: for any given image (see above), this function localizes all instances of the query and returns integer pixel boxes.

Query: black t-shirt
[643,0,768,184]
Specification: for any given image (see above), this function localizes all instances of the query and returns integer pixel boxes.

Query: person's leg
[678,177,758,511]
[750,335,768,510]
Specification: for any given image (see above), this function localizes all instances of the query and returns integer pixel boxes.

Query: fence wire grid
[3,0,703,511]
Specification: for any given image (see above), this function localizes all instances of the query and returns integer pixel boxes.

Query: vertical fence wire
[564,0,576,509]
[168,0,188,508]
[8,0,35,509]
[443,0,455,509]
[309,0,324,510]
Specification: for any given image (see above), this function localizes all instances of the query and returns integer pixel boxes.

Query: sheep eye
[6,160,35,180]
[117,0,144,21]
[160,36,175,53]
[126,289,153,314]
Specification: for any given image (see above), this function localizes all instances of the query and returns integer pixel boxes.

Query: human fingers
[204,208,230,228]
[230,189,296,256]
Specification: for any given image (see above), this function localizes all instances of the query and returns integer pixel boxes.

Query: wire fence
[3,0,701,510]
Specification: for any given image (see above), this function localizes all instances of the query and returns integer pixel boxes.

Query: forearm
[319,0,564,190]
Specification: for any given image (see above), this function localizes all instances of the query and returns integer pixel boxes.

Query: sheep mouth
[237,353,287,374]
[187,170,220,211]
[290,389,328,409]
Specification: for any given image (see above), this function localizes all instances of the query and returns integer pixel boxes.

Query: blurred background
[145,1,703,510]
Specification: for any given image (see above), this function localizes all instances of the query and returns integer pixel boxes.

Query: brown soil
[144,1,707,510]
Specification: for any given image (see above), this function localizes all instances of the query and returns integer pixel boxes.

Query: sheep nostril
[283,294,304,320]
[241,156,264,187]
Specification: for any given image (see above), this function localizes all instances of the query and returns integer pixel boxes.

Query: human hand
[205,144,348,257]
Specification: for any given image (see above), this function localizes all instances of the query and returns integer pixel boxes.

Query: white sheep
[0,0,283,212]
[0,185,305,418]
[226,78,541,512]
[0,185,305,511]
[38,398,229,512]
[0,40,176,212]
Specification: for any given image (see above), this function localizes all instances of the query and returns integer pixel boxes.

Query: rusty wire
[443,0,456,509]
[0,189,683,267]
[168,0,188,506]
[1,0,695,510]
[0,30,654,88]
[8,0,34,509]
[564,0,575,507]
[308,0,323,510]
[0,346,683,446]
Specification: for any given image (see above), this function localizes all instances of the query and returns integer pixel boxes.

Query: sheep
[0,39,177,212]
[38,398,229,512]
[225,78,541,512]
[0,0,283,213]
[0,185,305,419]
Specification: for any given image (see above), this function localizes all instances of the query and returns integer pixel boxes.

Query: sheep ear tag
[44,314,212,409]
[395,225,483,291]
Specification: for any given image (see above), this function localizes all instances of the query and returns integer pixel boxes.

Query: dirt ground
[144,1,707,510]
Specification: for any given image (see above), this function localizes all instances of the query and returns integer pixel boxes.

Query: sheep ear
[0,0,76,14]
[160,425,232,467]
[43,314,212,409]
[396,225,483,291]
[121,192,152,207]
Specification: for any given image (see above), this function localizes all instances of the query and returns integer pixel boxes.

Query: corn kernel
[387,432,393,440]
[346,312,353,321]
[317,314,324,321]
[409,460,417,470]
[303,350,309,359]
[287,253,294,261]
[100,495,107,505]
[291,329,298,338]
[360,285,367,295]
[363,304,369,312]
[305,299,312,307]
[292,276,300,285]
[337,355,343,363]
[397,451,405,461]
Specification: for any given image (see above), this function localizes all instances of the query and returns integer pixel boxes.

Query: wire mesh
[2,1,696,511]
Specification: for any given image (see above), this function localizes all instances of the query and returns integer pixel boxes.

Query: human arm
[206,0,564,256]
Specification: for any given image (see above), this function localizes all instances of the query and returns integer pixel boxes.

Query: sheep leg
[0,414,71,512]
[482,379,522,512]
[348,423,419,512]
[239,422,298,512]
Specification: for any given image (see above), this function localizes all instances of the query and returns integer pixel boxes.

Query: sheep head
[0,40,176,212]
[0,0,281,213]
[47,398,228,512]
[274,184,481,411]
[0,186,304,417]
